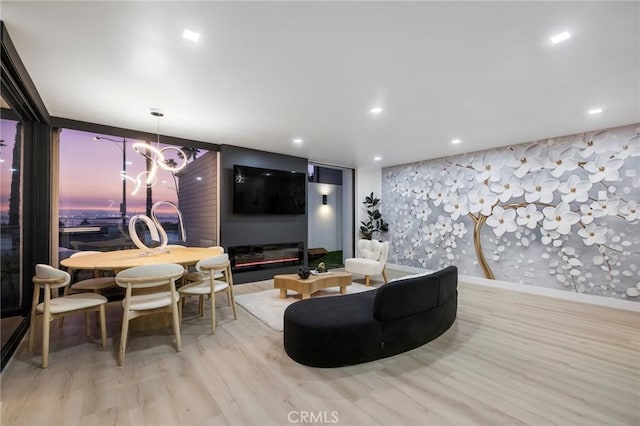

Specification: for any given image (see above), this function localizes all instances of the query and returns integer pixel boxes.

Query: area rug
[235,282,375,332]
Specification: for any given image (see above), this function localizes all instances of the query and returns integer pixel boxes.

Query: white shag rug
[235,282,375,332]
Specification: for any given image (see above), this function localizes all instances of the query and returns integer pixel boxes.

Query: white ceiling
[2,1,638,168]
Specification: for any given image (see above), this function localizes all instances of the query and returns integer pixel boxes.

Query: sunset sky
[1,120,206,215]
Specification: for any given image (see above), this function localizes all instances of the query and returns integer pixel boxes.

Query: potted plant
[359,192,389,240]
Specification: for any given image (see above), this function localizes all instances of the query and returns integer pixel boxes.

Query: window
[0,117,22,315]
[57,128,218,257]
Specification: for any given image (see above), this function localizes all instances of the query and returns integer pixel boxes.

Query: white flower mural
[382,124,640,300]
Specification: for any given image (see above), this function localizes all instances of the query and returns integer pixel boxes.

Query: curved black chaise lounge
[283,266,458,367]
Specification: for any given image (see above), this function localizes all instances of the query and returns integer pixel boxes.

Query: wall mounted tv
[233,165,306,214]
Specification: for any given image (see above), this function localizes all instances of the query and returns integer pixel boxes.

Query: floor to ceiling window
[0,114,23,349]
[1,21,52,370]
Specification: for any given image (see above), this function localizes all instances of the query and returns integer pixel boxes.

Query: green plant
[359,192,389,240]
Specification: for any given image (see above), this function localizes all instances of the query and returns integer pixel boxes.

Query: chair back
[70,251,100,258]
[116,263,184,289]
[196,253,229,273]
[357,239,390,263]
[373,266,458,321]
[33,264,71,289]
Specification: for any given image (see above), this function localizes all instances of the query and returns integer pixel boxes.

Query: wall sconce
[322,194,328,205]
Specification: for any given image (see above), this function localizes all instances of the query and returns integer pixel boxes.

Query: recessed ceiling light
[196,176,203,181]
[451,139,462,144]
[182,29,201,42]
[588,107,603,115]
[370,107,383,114]
[374,156,382,161]
[550,31,571,44]
[293,138,303,144]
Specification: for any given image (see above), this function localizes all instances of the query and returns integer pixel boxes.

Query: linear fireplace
[228,242,304,272]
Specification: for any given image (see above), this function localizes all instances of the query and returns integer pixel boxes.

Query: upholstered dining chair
[61,251,118,328]
[29,264,107,368]
[66,251,118,294]
[344,239,390,286]
[182,246,225,284]
[115,263,184,366]
[178,253,237,334]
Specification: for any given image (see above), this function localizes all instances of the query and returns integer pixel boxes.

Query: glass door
[0,107,24,352]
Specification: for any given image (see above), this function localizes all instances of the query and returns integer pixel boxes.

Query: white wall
[355,167,382,244]
[341,169,354,259]
[308,182,342,251]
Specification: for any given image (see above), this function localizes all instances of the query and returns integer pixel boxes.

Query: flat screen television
[233,165,306,214]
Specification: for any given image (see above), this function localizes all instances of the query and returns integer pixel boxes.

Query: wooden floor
[1,270,639,425]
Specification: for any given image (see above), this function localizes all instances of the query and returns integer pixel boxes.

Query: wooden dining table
[60,246,220,272]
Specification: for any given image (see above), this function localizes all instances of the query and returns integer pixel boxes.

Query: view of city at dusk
[58,128,183,216]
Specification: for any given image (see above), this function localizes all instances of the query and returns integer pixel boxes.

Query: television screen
[233,165,306,214]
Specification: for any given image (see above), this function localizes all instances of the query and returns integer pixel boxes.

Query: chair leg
[227,266,237,320]
[59,285,70,328]
[178,295,183,321]
[228,287,237,320]
[118,313,129,366]
[211,293,217,335]
[99,305,107,348]
[382,268,388,283]
[94,290,101,328]
[28,290,39,352]
[41,309,51,369]
[85,312,91,337]
[199,295,204,317]
[365,275,371,286]
[172,303,182,352]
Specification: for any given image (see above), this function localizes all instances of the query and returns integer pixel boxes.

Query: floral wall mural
[382,124,640,301]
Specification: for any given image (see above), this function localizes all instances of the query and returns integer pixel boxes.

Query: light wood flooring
[1,270,639,425]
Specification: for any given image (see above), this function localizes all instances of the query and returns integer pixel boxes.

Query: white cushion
[196,254,229,271]
[71,277,117,291]
[179,280,229,295]
[124,291,175,310]
[116,263,184,288]
[358,240,383,260]
[37,293,107,314]
[344,258,385,276]
[184,271,224,282]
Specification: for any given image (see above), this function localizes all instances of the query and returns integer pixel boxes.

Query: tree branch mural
[383,124,640,299]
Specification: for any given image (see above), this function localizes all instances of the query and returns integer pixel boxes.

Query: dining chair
[182,246,225,284]
[66,251,118,293]
[29,264,107,368]
[115,263,185,366]
[178,253,237,334]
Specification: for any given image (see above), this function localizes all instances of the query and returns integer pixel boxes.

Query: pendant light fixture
[125,109,188,194]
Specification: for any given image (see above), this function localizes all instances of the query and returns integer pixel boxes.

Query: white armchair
[344,239,390,286]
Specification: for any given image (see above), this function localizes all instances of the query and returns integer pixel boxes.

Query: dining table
[60,246,221,272]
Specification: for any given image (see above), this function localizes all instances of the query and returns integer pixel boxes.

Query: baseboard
[386,263,640,312]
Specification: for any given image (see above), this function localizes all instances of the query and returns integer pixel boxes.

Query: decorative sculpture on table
[298,267,311,279]
[128,201,186,254]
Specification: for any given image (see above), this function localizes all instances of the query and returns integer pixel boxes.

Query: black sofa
[283,266,458,367]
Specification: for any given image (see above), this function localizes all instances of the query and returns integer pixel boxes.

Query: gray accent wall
[220,145,308,283]
[178,151,217,247]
